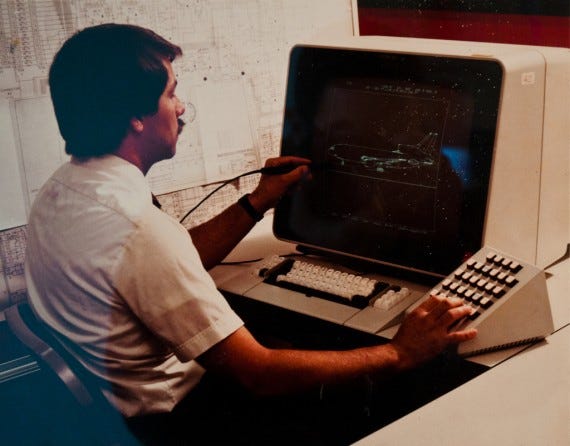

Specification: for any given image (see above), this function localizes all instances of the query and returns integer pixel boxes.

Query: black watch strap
[238,194,264,222]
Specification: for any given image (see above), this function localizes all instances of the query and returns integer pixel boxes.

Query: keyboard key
[374,287,411,310]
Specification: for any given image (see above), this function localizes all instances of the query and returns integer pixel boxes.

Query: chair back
[5,301,139,445]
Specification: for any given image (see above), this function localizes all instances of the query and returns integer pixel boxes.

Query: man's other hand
[390,295,478,370]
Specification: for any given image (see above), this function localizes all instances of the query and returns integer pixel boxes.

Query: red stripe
[358,8,570,48]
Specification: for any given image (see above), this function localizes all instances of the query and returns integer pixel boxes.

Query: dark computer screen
[274,45,503,277]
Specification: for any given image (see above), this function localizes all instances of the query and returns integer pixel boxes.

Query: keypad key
[474,261,485,271]
[493,254,504,265]
[471,293,483,304]
[468,310,481,320]
[508,261,522,273]
[430,287,442,296]
[492,285,506,298]
[476,278,488,290]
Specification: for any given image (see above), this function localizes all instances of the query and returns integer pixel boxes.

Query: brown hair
[49,24,182,157]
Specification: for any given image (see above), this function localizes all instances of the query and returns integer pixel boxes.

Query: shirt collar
[68,154,155,208]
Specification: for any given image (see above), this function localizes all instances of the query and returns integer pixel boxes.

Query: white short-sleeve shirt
[25,155,244,416]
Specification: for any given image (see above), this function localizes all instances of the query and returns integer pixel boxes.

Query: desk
[355,325,569,445]
[211,216,569,445]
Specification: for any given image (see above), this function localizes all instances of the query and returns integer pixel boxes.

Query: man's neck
[114,140,150,175]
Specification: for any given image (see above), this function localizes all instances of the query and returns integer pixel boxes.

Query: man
[25,24,476,444]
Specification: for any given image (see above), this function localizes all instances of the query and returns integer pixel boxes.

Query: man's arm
[189,156,311,269]
[197,295,477,396]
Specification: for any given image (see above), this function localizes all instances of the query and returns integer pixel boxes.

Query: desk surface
[355,324,569,446]
[214,216,570,445]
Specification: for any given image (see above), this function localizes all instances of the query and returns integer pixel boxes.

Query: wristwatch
[238,194,264,222]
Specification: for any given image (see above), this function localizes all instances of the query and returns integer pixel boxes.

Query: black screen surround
[274,45,503,277]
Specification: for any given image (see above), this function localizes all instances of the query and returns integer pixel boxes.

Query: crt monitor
[273,37,569,277]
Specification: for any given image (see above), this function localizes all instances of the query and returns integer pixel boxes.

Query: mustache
[177,118,186,135]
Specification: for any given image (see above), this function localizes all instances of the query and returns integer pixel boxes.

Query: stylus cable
[178,163,309,224]
[179,168,263,224]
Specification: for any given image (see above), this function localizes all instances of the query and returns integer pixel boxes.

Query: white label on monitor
[521,72,536,85]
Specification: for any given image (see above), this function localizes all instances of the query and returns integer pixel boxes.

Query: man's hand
[390,295,478,370]
[248,156,311,213]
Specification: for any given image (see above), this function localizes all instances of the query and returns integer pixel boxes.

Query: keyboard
[406,246,554,356]
[259,255,413,310]
[213,246,554,357]
[212,254,427,330]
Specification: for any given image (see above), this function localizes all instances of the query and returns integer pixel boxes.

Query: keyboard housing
[212,246,554,357]
[407,247,554,356]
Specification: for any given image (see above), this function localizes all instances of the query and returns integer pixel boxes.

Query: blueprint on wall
[0,0,355,309]
[0,0,354,228]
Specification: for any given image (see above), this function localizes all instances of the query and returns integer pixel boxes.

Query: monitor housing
[274,37,569,278]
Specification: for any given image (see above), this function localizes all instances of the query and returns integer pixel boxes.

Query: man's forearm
[189,159,310,269]
[188,200,260,269]
[244,343,403,396]
[198,327,403,397]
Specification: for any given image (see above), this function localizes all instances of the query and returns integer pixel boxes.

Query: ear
[130,117,144,133]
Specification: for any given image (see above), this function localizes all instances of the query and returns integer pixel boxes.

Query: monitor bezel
[273,44,503,278]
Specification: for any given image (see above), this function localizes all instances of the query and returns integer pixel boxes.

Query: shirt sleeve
[113,206,244,362]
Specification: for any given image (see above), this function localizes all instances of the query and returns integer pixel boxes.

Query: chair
[5,301,139,445]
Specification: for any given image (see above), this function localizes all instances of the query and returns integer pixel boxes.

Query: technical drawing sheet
[0,0,354,229]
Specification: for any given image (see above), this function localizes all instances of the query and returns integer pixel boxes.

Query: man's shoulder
[44,156,153,223]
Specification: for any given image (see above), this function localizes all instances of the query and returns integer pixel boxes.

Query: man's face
[140,60,185,165]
